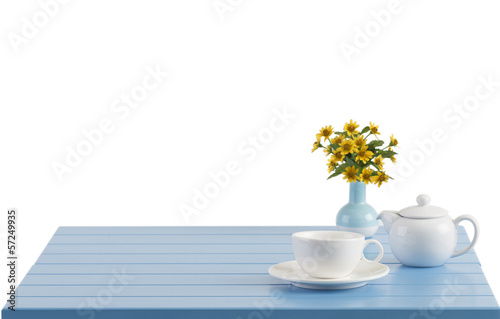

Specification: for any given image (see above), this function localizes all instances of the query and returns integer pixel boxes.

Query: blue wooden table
[3,226,499,318]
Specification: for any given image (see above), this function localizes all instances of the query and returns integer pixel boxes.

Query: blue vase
[336,182,379,238]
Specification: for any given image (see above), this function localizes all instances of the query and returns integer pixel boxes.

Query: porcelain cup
[292,231,384,279]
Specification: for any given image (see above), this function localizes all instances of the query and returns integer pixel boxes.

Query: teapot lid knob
[417,194,431,206]
[400,194,448,218]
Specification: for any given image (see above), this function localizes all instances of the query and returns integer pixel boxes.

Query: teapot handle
[452,214,480,257]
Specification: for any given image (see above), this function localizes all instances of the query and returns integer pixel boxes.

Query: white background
[1,0,500,304]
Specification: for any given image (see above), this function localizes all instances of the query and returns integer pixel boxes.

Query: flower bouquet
[312,120,399,237]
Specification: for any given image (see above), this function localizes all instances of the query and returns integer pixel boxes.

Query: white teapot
[378,194,479,267]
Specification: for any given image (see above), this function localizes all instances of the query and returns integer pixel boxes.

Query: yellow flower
[372,171,389,187]
[389,147,397,163]
[323,145,333,155]
[369,122,380,136]
[312,141,320,153]
[373,155,385,169]
[315,133,322,142]
[332,134,345,145]
[344,120,359,137]
[359,167,374,185]
[332,149,345,164]
[390,134,399,147]
[355,146,374,164]
[338,139,355,155]
[327,156,337,173]
[353,135,366,149]
[342,166,359,183]
[318,125,334,141]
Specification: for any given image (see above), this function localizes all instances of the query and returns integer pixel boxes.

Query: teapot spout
[377,210,400,233]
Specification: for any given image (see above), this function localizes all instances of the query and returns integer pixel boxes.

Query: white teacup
[292,231,384,279]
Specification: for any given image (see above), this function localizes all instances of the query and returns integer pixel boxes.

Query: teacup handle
[361,239,384,263]
[452,214,480,257]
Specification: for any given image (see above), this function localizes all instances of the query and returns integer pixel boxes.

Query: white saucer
[268,260,389,290]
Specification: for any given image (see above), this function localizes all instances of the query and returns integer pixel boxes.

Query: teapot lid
[399,194,448,219]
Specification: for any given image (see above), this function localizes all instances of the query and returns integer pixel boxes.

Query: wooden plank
[11,295,500,309]
[28,263,484,275]
[54,226,469,235]
[47,233,472,245]
[35,251,480,264]
[16,284,494,297]
[41,243,475,254]
[20,273,491,286]
[42,243,299,254]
